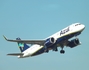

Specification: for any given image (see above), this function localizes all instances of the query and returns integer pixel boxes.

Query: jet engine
[44,37,56,47]
[67,38,81,48]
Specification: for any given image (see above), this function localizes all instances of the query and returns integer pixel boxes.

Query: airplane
[3,23,85,58]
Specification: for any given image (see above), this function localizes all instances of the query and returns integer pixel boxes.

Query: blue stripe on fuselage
[31,32,81,56]
[32,48,45,56]
[49,31,81,48]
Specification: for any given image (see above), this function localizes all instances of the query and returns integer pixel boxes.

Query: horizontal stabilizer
[7,53,23,56]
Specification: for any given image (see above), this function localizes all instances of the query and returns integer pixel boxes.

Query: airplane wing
[3,35,45,45]
[7,53,23,56]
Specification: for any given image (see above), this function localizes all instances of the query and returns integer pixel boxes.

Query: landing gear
[60,50,65,54]
[60,45,65,54]
[55,48,58,51]
[45,49,49,53]
[53,47,58,52]
[44,46,49,53]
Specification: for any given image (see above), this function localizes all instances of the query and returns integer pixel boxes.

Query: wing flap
[3,35,45,44]
[7,53,23,56]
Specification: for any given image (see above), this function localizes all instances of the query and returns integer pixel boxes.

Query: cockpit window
[75,23,81,26]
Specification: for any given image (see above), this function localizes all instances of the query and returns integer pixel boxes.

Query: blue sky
[0,0,89,70]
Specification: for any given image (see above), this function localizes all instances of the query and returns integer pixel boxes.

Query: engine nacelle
[67,38,81,48]
[44,37,56,47]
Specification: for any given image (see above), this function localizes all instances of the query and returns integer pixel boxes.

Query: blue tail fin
[16,38,29,52]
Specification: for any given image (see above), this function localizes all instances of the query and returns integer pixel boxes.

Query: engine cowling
[44,37,56,47]
[67,38,81,48]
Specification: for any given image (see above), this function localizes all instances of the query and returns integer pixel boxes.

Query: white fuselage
[18,44,44,58]
[47,23,85,40]
[18,23,85,58]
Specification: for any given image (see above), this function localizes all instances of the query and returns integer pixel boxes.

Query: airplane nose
[81,24,85,31]
[82,24,85,29]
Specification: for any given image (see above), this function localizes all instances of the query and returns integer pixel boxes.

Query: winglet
[3,35,8,41]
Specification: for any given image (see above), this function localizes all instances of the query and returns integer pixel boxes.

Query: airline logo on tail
[16,38,30,52]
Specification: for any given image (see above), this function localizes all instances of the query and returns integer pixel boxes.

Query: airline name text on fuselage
[60,27,70,36]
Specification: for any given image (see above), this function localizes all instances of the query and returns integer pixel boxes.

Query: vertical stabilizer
[16,38,29,52]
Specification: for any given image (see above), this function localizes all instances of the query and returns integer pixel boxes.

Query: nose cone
[81,24,85,30]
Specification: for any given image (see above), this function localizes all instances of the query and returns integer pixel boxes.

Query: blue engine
[44,37,56,47]
[67,38,81,48]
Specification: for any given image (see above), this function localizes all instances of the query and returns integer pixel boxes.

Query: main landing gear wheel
[60,50,65,54]
[53,47,58,52]
[44,49,49,53]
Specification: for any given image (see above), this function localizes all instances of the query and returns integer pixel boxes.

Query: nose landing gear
[60,50,65,54]
[60,45,65,54]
